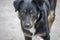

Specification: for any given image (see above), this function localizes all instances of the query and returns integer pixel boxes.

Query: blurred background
[0,0,60,40]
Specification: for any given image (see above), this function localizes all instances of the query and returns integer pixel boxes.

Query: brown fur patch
[48,10,55,30]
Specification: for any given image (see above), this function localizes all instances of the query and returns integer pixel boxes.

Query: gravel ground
[0,0,60,40]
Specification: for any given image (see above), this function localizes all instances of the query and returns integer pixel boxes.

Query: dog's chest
[28,27,36,34]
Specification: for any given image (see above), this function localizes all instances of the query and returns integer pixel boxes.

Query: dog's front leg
[41,34,50,40]
[25,36,32,40]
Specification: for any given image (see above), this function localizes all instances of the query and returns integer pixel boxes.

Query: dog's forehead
[20,2,37,10]
[24,0,32,3]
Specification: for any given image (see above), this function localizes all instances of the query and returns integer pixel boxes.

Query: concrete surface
[0,0,60,40]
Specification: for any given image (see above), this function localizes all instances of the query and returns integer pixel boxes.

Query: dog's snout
[25,23,30,26]
[24,23,31,28]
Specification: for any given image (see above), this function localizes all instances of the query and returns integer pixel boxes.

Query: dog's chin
[22,25,35,30]
[23,26,33,30]
[23,26,36,34]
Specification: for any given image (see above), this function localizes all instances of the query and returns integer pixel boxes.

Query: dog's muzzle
[24,22,32,29]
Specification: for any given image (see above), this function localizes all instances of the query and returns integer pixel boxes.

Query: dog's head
[13,0,49,30]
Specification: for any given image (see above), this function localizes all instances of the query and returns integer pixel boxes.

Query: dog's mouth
[23,25,32,29]
[23,26,34,30]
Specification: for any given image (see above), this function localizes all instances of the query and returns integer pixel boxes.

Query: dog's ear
[13,0,24,12]
[32,0,45,11]
[32,0,44,5]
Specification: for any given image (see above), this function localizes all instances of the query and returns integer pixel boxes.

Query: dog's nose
[24,23,31,28]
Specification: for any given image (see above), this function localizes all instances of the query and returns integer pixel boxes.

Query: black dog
[13,0,57,40]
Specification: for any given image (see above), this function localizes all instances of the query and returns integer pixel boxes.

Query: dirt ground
[0,0,60,40]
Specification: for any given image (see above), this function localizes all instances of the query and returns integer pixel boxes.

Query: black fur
[13,0,57,40]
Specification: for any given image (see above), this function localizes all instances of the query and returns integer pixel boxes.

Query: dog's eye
[30,10,34,16]
[21,10,26,15]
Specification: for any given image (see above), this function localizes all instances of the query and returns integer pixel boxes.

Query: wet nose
[24,23,31,28]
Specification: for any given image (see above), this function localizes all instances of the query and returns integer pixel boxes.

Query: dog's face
[18,2,40,30]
